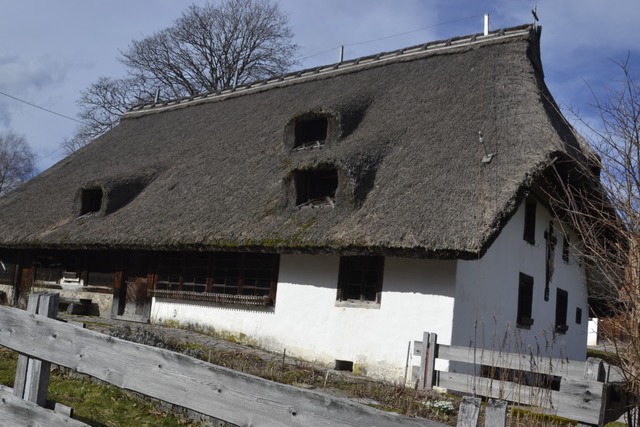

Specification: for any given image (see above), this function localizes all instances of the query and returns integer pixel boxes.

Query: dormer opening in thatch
[294,168,338,208]
[286,111,339,152]
[294,116,327,149]
[79,187,103,216]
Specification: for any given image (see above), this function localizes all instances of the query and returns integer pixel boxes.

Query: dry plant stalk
[546,58,640,425]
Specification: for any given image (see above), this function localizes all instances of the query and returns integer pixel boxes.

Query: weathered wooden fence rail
[413,332,627,426]
[0,293,442,427]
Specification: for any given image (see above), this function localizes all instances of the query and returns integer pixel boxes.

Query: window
[0,260,16,285]
[80,187,103,216]
[337,256,384,304]
[562,235,570,263]
[294,116,328,150]
[154,252,279,305]
[211,252,278,298]
[555,289,569,333]
[157,252,209,293]
[294,169,338,207]
[523,198,537,244]
[517,273,534,328]
[575,307,583,325]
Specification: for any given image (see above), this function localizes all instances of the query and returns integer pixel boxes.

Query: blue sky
[1,0,639,171]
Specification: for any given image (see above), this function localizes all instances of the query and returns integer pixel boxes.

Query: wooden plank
[599,382,629,426]
[0,386,89,427]
[24,293,58,406]
[0,305,441,427]
[456,396,480,427]
[418,332,429,389]
[438,344,586,379]
[438,371,602,425]
[584,357,606,382]
[13,293,40,399]
[485,399,507,427]
[2,385,74,418]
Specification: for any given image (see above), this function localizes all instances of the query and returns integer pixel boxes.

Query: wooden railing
[0,293,440,427]
[412,332,628,426]
[149,288,273,306]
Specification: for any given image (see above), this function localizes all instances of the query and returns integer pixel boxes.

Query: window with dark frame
[87,254,116,288]
[517,273,534,328]
[0,261,16,285]
[80,187,103,216]
[294,169,338,207]
[575,307,583,325]
[337,256,384,304]
[523,198,537,244]
[294,116,328,149]
[154,252,279,304]
[555,288,569,333]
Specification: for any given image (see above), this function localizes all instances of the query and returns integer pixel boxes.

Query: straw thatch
[0,25,586,259]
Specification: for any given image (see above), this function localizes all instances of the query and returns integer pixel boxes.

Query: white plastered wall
[151,254,456,381]
[453,199,589,363]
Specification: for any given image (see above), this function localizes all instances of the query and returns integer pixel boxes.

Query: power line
[0,89,88,125]
[301,15,481,62]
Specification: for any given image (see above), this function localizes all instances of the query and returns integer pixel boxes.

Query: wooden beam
[418,332,429,389]
[484,399,507,427]
[438,344,588,379]
[1,386,88,427]
[456,396,480,427]
[0,305,441,427]
[438,371,602,424]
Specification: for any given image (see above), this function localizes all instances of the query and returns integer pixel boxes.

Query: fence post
[485,399,507,427]
[584,357,606,382]
[13,292,59,406]
[425,333,438,389]
[418,332,429,389]
[418,332,438,389]
[457,396,481,427]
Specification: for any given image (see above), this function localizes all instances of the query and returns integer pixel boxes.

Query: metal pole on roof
[339,45,344,63]
[483,13,489,36]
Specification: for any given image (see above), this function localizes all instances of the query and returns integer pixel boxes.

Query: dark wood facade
[0,249,279,322]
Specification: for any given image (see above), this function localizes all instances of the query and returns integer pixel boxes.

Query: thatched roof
[0,24,587,259]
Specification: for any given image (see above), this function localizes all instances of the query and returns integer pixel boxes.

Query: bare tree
[62,76,153,153]
[552,59,640,424]
[63,0,297,154]
[0,131,36,196]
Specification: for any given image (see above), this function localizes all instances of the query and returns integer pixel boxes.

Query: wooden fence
[0,293,444,427]
[412,332,628,426]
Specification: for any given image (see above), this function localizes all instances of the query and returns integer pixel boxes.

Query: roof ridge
[125,23,535,118]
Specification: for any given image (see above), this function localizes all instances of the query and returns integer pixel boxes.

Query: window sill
[335,300,381,309]
[555,325,569,334]
[516,318,534,329]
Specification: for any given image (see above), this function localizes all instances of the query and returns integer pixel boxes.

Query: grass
[79,324,465,425]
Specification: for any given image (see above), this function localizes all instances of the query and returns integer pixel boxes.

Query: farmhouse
[0,24,598,380]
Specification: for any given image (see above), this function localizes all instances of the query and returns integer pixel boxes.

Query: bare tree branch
[550,59,640,421]
[63,0,297,154]
[0,131,36,197]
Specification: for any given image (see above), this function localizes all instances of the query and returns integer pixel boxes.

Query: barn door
[112,252,152,323]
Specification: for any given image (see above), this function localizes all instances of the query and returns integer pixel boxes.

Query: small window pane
[337,256,384,303]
